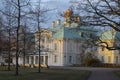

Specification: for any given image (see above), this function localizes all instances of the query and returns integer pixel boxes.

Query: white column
[43,56,46,64]
[29,56,31,64]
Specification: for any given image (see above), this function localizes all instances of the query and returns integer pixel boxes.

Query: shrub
[83,53,101,67]
[83,58,101,67]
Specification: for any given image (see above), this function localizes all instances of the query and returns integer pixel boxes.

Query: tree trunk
[8,29,11,71]
[15,0,20,75]
[38,31,41,73]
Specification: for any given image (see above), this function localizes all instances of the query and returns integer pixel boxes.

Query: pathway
[87,68,120,80]
[51,67,120,80]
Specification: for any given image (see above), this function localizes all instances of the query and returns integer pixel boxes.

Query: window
[41,56,44,64]
[26,56,29,64]
[79,32,84,37]
[90,33,93,38]
[69,56,72,64]
[5,58,12,63]
[101,56,104,63]
[69,42,72,51]
[45,56,48,64]
[46,37,49,42]
[54,43,57,50]
[47,45,49,48]
[108,56,111,63]
[31,56,34,64]
[41,45,44,49]
[101,47,105,51]
[41,38,44,43]
[81,32,84,37]
[115,56,118,64]
[54,55,57,63]
[35,56,38,64]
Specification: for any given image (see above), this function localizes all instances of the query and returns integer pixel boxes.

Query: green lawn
[0,66,90,80]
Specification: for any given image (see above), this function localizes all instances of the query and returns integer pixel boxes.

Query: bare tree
[1,0,30,75]
[2,0,17,71]
[29,0,41,73]
[71,0,120,50]
[0,16,5,52]
[16,0,31,75]
[29,0,51,73]
[20,17,32,68]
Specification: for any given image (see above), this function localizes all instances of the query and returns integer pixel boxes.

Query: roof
[49,23,98,40]
[100,30,120,40]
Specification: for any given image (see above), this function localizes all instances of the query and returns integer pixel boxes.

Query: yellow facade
[98,37,120,65]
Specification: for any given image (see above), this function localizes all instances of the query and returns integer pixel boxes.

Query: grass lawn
[0,66,90,80]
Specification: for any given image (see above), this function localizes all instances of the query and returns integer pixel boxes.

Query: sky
[31,0,73,28]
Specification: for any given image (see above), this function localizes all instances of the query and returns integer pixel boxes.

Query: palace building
[97,30,120,65]
[2,9,120,67]
[23,9,99,66]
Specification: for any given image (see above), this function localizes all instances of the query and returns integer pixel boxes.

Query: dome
[64,9,73,18]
